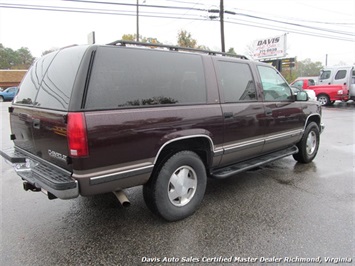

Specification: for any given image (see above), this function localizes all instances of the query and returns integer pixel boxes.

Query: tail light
[67,112,89,157]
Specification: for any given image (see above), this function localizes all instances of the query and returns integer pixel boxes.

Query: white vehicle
[319,66,355,100]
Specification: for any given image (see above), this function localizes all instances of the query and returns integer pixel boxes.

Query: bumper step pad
[1,147,78,199]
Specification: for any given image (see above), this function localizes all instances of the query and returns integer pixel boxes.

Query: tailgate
[10,106,71,172]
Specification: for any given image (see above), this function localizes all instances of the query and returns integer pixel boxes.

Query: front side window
[216,61,256,102]
[320,70,331,80]
[85,47,206,109]
[257,65,292,101]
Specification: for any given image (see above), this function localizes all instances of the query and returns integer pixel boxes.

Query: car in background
[290,86,317,101]
[0,87,19,102]
[290,77,318,89]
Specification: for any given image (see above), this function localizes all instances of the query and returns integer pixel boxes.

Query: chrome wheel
[168,165,197,207]
[306,131,317,155]
[318,95,329,106]
[293,122,320,164]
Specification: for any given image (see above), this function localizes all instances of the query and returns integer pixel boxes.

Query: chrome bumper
[0,147,78,200]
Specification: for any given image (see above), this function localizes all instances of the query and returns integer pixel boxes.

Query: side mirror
[296,91,308,101]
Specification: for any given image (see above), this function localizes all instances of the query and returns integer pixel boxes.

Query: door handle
[223,112,234,119]
[265,108,273,116]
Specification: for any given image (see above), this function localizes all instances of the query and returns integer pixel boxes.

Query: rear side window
[308,79,315,86]
[335,70,347,80]
[85,47,207,109]
[14,46,87,110]
[14,52,56,105]
[35,46,87,110]
[216,61,256,102]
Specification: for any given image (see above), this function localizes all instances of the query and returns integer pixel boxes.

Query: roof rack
[107,40,248,60]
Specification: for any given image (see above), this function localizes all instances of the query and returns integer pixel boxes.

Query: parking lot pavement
[1,102,354,265]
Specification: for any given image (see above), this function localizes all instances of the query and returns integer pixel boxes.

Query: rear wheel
[317,94,330,106]
[293,122,320,163]
[0,96,4,102]
[143,150,207,221]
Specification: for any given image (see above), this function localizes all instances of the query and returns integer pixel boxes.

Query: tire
[317,94,330,106]
[0,96,4,102]
[293,122,320,163]
[143,150,207,222]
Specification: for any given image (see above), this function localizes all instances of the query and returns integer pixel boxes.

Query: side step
[211,146,298,179]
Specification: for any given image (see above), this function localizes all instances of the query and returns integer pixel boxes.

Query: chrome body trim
[88,164,154,185]
[264,129,303,144]
[223,138,264,154]
[153,134,216,164]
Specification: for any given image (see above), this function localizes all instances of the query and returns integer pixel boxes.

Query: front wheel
[293,122,320,163]
[0,96,4,102]
[143,150,207,221]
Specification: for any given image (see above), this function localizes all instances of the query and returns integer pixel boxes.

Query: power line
[1,2,354,43]
[59,0,206,12]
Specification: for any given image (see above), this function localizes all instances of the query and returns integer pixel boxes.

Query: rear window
[85,47,207,109]
[14,46,87,110]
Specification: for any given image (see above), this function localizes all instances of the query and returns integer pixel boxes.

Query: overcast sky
[0,0,354,66]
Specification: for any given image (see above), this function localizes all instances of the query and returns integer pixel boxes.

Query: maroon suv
[1,41,324,221]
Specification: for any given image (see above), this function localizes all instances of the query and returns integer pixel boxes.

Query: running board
[211,146,299,179]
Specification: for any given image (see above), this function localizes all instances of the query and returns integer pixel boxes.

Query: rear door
[11,46,87,171]
[213,59,265,166]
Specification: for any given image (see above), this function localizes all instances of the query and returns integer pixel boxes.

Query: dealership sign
[252,34,287,60]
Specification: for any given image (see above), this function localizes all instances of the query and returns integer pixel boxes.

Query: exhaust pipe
[113,190,131,207]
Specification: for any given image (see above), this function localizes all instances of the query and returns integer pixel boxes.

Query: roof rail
[107,40,248,60]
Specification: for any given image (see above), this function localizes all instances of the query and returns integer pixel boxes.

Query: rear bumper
[0,146,78,199]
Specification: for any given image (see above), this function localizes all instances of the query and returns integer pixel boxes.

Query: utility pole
[325,54,328,66]
[220,0,225,53]
[136,0,139,42]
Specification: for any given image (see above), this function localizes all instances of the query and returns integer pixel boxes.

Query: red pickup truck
[291,78,348,106]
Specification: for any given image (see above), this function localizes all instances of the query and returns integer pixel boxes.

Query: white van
[319,66,355,100]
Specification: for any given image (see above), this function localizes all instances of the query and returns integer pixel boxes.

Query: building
[0,70,27,88]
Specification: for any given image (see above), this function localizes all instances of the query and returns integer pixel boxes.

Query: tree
[16,47,34,68]
[42,48,59,56]
[0,43,34,69]
[227,47,237,55]
[177,30,197,48]
[296,58,323,77]
[122,34,160,44]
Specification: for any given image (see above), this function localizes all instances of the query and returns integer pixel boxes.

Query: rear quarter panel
[74,105,224,172]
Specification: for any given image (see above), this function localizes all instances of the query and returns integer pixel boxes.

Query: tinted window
[216,61,256,102]
[14,52,57,105]
[85,47,206,109]
[35,46,87,110]
[335,70,346,80]
[320,70,331,80]
[258,65,292,101]
[308,79,315,86]
[293,80,303,89]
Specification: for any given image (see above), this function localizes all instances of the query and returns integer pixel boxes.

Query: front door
[256,65,305,153]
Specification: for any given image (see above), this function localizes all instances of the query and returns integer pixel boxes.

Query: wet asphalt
[0,101,354,266]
